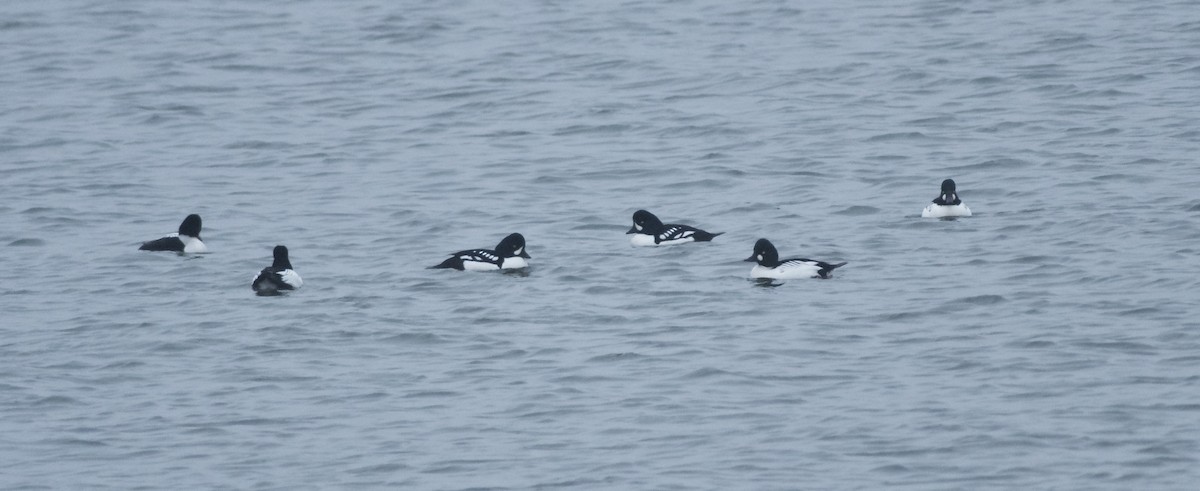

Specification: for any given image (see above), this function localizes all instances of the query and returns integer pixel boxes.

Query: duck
[431,233,531,271]
[138,214,208,253]
[251,245,303,293]
[744,238,846,279]
[922,179,972,218]
[626,209,722,246]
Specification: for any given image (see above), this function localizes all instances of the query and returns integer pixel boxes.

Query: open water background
[3,0,1200,489]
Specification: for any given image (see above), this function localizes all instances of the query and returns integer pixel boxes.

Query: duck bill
[626,225,638,234]
[743,255,757,262]
[520,251,531,258]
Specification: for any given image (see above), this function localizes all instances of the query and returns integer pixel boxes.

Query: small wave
[0,138,68,153]
[0,20,43,30]
[475,130,532,138]
[167,85,237,93]
[381,332,446,344]
[833,205,879,216]
[857,310,930,322]
[947,158,1030,171]
[553,124,633,136]
[423,89,496,101]
[970,76,1006,85]
[33,395,80,406]
[1010,340,1056,348]
[866,132,927,142]
[583,285,624,295]
[947,294,1006,306]
[654,125,747,138]
[224,417,291,426]
[210,64,290,73]
[906,115,957,125]
[681,367,734,379]
[404,390,461,399]
[586,352,646,363]
[1009,255,1053,264]
[486,349,527,359]
[1074,341,1156,353]
[42,438,107,447]
[1093,174,1154,183]
[135,103,203,116]
[223,140,292,150]
[1117,307,1159,317]
[349,463,410,475]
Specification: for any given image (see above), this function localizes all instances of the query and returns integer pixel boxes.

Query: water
[3,0,1200,489]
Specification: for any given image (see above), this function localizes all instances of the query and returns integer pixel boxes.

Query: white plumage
[922,203,972,218]
[750,260,827,280]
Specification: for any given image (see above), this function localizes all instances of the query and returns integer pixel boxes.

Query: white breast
[922,203,972,218]
[500,256,528,270]
[180,235,209,253]
[630,234,658,247]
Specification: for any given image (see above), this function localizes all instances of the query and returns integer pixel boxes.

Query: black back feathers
[138,214,203,251]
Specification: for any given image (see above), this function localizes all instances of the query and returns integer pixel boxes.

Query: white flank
[657,235,695,245]
[279,269,303,289]
[922,203,972,218]
[180,235,209,253]
[630,233,693,247]
[462,259,501,271]
[750,261,823,279]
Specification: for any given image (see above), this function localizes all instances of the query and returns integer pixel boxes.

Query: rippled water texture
[3,0,1200,489]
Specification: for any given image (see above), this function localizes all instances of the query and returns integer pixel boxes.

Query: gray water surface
[3,1,1200,489]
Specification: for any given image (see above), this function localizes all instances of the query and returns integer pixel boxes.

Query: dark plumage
[431,233,531,271]
[138,235,186,252]
[626,209,722,245]
[139,214,204,252]
[252,245,302,293]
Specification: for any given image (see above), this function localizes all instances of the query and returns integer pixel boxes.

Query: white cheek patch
[757,254,763,261]
[514,247,523,256]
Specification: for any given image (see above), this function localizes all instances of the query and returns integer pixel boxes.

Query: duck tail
[429,257,462,270]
